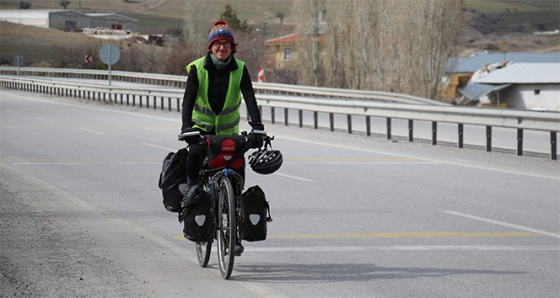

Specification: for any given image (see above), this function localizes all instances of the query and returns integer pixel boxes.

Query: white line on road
[142,143,177,152]
[79,128,105,135]
[273,172,314,182]
[242,245,560,252]
[443,210,560,239]
[33,116,54,122]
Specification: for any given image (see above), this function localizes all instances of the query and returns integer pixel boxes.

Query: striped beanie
[207,20,235,49]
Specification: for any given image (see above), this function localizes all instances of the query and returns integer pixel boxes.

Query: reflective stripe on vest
[186,57,244,135]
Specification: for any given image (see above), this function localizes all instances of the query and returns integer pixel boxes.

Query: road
[1,89,559,297]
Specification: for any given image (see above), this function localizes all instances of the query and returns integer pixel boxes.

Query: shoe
[234,242,244,256]
[178,184,201,222]
[181,184,202,208]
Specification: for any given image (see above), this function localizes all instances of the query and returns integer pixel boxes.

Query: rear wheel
[216,177,236,279]
[196,241,212,267]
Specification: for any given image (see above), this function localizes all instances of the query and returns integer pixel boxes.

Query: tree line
[291,0,463,99]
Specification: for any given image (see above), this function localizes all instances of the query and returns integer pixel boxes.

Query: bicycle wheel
[216,176,236,279]
[195,241,212,267]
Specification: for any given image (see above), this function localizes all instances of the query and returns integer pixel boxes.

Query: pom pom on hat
[208,20,235,49]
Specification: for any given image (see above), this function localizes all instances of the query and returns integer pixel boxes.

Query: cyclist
[180,20,265,255]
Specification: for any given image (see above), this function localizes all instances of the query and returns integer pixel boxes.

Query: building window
[534,89,540,95]
[282,46,293,61]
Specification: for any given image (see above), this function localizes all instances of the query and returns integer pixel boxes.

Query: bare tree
[290,0,463,99]
[183,1,210,57]
[292,0,322,86]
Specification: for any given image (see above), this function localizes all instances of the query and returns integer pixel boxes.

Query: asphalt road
[1,89,559,297]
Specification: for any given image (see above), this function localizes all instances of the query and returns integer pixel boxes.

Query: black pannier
[181,188,214,242]
[158,148,188,212]
[239,185,272,242]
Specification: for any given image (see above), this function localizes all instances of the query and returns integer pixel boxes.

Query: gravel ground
[0,163,147,298]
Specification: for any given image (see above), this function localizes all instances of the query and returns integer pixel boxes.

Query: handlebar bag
[158,148,188,212]
[206,135,247,169]
[239,185,272,242]
[182,188,215,242]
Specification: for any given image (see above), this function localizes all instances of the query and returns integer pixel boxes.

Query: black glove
[180,127,202,145]
[248,122,265,148]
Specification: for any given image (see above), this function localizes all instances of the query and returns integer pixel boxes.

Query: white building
[459,63,560,111]
[0,10,137,32]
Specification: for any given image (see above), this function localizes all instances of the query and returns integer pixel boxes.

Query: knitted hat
[207,20,235,49]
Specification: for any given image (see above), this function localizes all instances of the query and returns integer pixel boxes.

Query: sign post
[99,44,120,86]
[13,55,24,76]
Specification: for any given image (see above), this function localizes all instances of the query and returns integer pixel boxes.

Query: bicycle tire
[216,176,236,279]
[196,241,212,267]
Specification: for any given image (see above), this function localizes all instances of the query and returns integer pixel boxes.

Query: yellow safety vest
[186,57,244,135]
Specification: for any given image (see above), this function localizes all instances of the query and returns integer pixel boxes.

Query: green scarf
[210,54,232,70]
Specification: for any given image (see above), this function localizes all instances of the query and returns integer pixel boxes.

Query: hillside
[0,0,559,67]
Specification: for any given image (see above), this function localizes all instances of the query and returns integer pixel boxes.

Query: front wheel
[196,241,212,267]
[216,177,236,279]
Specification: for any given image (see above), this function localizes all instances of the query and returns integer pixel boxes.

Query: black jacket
[181,53,262,133]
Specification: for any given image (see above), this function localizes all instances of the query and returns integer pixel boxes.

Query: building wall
[49,11,90,31]
[501,84,560,111]
[90,15,137,32]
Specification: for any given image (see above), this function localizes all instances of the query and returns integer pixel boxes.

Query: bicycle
[178,130,276,279]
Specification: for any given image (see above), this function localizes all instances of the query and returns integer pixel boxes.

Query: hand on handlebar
[248,122,266,148]
[178,128,202,145]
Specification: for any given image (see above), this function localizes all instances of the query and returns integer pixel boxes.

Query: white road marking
[142,143,177,152]
[242,245,560,252]
[443,210,560,239]
[279,136,560,181]
[34,116,54,122]
[273,172,314,182]
[12,161,159,165]
[79,127,105,135]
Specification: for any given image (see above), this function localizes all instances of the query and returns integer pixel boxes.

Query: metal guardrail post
[408,119,414,142]
[458,124,464,148]
[386,118,392,140]
[551,132,557,160]
[486,126,492,152]
[366,116,371,137]
[517,129,523,156]
[432,121,437,145]
[314,111,318,129]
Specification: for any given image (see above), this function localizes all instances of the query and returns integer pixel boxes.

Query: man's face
[211,41,232,61]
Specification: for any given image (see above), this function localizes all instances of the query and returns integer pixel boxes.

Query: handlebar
[178,130,267,141]
[178,130,201,140]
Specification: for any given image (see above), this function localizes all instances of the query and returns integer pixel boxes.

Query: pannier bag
[181,188,214,242]
[158,148,188,212]
[206,135,247,169]
[239,185,272,242]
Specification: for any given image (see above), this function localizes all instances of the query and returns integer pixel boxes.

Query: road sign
[84,55,92,64]
[99,43,120,65]
[99,44,120,86]
[258,68,265,83]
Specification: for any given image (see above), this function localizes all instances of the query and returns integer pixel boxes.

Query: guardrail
[1,71,558,160]
[0,66,447,105]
